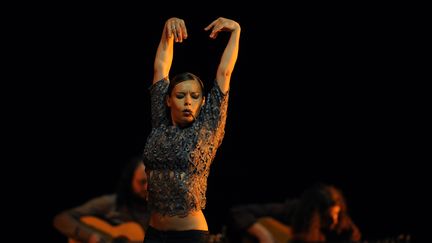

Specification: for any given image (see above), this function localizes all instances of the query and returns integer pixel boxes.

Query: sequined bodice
[143,78,228,217]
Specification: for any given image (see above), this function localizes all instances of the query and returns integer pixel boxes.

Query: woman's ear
[166,95,171,107]
[201,96,205,107]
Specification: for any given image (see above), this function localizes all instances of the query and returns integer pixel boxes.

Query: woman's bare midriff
[149,210,208,231]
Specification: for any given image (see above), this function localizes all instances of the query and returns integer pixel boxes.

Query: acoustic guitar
[240,217,411,243]
[68,216,145,243]
[241,217,293,243]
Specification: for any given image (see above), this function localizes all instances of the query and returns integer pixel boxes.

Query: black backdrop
[26,4,424,242]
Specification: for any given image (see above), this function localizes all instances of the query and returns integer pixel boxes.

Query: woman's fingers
[167,18,187,42]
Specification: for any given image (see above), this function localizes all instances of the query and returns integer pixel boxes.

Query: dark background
[20,3,425,242]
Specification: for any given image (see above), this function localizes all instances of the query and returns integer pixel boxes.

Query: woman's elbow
[217,68,232,79]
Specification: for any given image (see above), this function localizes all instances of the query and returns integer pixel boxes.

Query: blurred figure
[229,183,361,243]
[53,156,150,243]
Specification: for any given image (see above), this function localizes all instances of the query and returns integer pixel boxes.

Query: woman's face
[167,79,204,127]
[132,163,148,200]
[326,205,341,229]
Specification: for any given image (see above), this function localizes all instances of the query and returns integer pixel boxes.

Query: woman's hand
[204,17,240,39]
[165,17,188,43]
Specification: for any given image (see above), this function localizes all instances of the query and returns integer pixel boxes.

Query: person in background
[229,183,361,243]
[53,156,150,243]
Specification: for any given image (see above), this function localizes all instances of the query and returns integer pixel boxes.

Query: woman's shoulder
[149,77,169,91]
[87,194,116,205]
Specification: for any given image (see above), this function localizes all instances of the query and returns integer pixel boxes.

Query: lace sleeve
[200,80,229,146]
[149,78,170,128]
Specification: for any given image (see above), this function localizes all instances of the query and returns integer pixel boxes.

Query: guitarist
[229,183,361,243]
[53,157,150,243]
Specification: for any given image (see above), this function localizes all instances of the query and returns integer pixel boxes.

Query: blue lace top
[143,78,228,217]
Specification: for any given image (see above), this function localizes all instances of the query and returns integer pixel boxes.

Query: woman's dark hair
[115,156,145,209]
[167,72,205,97]
[292,183,352,240]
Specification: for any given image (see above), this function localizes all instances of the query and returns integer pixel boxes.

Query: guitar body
[68,216,145,243]
[240,218,411,243]
[241,217,293,243]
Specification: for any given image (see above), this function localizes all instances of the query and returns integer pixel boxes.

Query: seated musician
[53,157,149,243]
[229,183,361,243]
